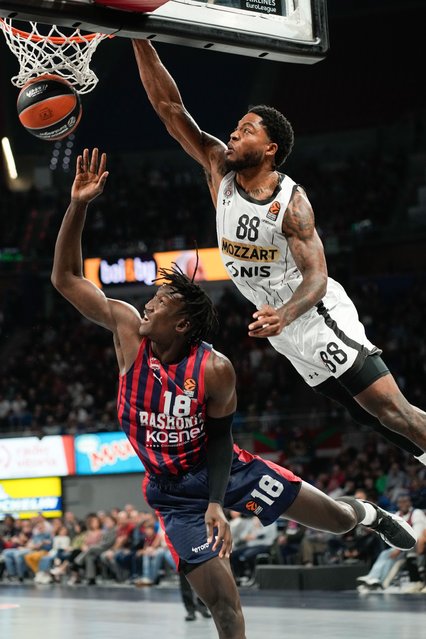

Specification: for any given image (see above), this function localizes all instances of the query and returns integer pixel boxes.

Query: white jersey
[216,170,300,308]
[216,171,379,387]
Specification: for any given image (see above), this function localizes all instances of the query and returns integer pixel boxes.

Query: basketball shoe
[365,502,416,551]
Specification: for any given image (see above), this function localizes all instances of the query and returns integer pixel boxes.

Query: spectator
[100,510,134,581]
[67,514,103,585]
[299,527,333,566]
[2,519,39,581]
[385,462,409,503]
[179,572,212,621]
[276,519,305,564]
[0,515,20,551]
[133,523,164,586]
[34,525,71,584]
[71,514,117,585]
[231,518,278,583]
[23,517,53,576]
[357,495,426,592]
[50,520,87,581]
[63,511,80,539]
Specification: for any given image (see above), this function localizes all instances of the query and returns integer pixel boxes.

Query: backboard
[0,0,329,64]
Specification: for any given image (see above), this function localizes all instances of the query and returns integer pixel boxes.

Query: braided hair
[155,260,219,346]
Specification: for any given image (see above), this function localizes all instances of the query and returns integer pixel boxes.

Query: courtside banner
[0,436,75,480]
[84,248,229,288]
[0,477,63,519]
[75,432,144,475]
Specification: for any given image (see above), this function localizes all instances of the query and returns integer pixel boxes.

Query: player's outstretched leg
[354,373,426,460]
[185,557,246,639]
[283,482,416,551]
[317,377,424,459]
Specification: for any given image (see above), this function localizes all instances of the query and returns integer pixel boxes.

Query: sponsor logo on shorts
[183,377,197,397]
[192,542,210,553]
[266,200,281,221]
[245,500,263,515]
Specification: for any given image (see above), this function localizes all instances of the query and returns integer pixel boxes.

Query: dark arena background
[0,1,426,637]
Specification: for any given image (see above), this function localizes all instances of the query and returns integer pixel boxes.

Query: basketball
[17,74,82,141]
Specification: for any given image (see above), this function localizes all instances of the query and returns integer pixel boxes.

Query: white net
[0,19,111,94]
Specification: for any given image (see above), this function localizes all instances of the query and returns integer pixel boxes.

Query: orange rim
[0,17,114,43]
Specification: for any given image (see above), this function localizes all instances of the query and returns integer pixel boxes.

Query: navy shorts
[143,445,301,568]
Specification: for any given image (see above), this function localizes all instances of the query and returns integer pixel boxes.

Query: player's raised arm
[132,40,226,187]
[51,148,119,331]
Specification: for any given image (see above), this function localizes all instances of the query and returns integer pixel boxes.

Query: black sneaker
[365,502,416,550]
[185,611,196,621]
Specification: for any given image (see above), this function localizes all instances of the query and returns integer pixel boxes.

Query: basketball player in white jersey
[132,39,426,466]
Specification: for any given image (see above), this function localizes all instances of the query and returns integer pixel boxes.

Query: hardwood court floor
[1,582,425,639]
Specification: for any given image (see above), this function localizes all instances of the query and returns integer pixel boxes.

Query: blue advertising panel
[75,432,144,475]
[0,477,62,519]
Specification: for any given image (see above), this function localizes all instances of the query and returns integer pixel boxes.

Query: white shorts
[268,278,380,387]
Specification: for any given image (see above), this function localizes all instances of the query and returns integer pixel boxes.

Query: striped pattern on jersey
[216,170,299,310]
[117,338,212,477]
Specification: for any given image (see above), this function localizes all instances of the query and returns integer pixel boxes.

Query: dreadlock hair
[154,261,219,346]
[248,104,294,168]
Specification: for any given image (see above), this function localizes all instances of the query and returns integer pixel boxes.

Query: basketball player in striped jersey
[52,148,416,639]
[132,39,426,466]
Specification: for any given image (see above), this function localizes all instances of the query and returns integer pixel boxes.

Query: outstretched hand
[71,148,109,204]
[205,502,233,559]
[248,304,287,338]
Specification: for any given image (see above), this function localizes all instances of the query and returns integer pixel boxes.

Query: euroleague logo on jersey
[266,200,281,221]
[183,377,197,397]
[245,500,263,515]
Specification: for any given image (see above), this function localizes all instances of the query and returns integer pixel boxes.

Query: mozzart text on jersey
[138,411,205,445]
[221,238,279,262]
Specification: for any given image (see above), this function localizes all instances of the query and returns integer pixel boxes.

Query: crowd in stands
[0,506,176,587]
[0,271,425,444]
[0,140,410,261]
[1,473,426,593]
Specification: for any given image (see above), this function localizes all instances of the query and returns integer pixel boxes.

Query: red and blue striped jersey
[117,337,213,477]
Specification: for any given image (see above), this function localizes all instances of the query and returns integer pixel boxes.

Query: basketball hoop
[0,19,113,94]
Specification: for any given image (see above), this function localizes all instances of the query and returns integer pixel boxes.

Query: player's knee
[209,597,244,637]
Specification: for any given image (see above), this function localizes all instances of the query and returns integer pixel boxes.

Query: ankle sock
[415,452,426,467]
[359,501,377,526]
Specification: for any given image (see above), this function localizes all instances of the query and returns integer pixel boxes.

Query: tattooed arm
[248,187,327,337]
